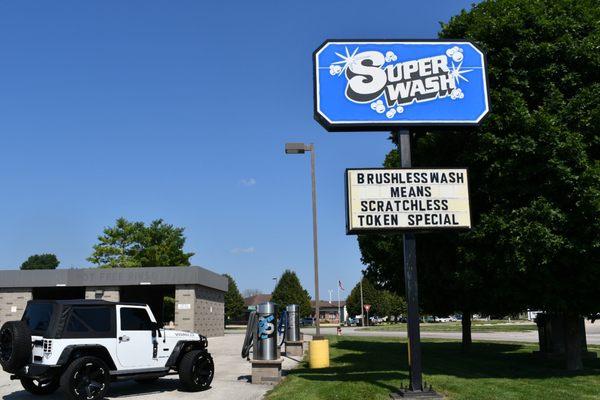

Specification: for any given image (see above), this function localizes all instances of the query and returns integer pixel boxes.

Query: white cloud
[230,246,255,254]
[240,178,256,187]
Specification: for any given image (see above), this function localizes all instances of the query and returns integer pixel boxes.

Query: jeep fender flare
[57,345,117,370]
[165,340,207,368]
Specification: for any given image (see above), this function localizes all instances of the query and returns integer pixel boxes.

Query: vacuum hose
[241,311,258,359]
[277,310,288,347]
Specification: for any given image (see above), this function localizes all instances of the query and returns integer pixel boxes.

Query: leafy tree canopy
[346,277,406,318]
[359,0,600,319]
[271,269,312,317]
[88,218,194,268]
[20,253,60,270]
[223,273,246,321]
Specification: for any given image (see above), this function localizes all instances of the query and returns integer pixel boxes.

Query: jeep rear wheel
[0,321,32,373]
[60,356,110,400]
[21,377,60,395]
[179,350,214,391]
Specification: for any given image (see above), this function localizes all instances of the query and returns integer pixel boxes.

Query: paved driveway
[0,333,301,400]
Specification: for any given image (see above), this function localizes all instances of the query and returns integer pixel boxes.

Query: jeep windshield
[22,302,54,335]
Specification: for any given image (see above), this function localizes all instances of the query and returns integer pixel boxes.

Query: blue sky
[0,0,476,298]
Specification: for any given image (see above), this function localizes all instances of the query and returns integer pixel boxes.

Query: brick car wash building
[0,266,227,337]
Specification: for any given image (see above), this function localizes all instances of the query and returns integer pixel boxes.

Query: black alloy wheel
[179,350,214,391]
[61,356,110,400]
[192,353,214,388]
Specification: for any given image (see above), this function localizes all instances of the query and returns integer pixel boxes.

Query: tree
[345,277,404,319]
[20,254,60,270]
[381,290,407,319]
[223,274,245,323]
[359,0,600,368]
[88,218,194,268]
[270,270,312,317]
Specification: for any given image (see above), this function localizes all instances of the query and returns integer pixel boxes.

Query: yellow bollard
[308,339,330,369]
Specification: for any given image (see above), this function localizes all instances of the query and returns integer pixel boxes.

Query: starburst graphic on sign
[449,61,473,86]
[329,47,362,77]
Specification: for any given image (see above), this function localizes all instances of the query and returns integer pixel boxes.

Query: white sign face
[346,168,471,233]
[177,303,191,310]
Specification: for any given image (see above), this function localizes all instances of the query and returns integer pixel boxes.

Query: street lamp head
[285,142,308,154]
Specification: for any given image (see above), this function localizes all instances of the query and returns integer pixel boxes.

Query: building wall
[174,285,196,332]
[0,288,33,327]
[85,286,120,301]
[194,285,224,338]
[174,284,224,337]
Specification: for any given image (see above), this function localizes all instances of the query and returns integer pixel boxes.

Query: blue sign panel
[314,40,489,131]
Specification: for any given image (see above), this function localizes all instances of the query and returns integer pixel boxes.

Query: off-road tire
[0,321,32,372]
[178,350,214,392]
[60,356,110,400]
[20,377,60,395]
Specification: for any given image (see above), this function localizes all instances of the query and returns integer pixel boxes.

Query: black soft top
[24,299,146,338]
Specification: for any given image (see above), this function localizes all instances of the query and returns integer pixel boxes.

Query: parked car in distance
[345,318,358,326]
[422,315,437,323]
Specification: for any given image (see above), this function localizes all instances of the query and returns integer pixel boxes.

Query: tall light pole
[360,278,365,327]
[285,142,322,339]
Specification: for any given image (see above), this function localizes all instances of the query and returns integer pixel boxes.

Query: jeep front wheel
[179,350,214,392]
[60,356,110,400]
[20,377,60,395]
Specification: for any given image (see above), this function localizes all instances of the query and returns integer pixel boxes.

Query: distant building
[244,293,272,309]
[242,294,347,323]
[312,300,347,323]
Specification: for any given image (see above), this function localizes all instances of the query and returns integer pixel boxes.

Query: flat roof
[0,266,228,292]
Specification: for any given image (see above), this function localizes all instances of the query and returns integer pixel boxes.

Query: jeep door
[116,305,157,368]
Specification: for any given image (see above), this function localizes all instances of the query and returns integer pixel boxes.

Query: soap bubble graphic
[385,51,398,63]
[371,99,386,114]
[450,88,465,100]
[396,106,404,114]
[329,64,342,75]
[386,108,397,119]
[446,46,464,63]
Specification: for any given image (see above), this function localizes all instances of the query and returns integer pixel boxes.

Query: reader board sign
[346,168,471,234]
[314,40,489,131]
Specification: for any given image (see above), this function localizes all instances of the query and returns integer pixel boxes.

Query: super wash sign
[313,40,489,131]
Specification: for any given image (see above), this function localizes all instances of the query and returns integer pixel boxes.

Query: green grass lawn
[266,336,600,400]
[357,321,538,333]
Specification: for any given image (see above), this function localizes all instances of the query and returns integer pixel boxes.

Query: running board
[110,367,170,377]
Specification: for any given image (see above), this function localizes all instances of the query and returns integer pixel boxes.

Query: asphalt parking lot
[0,333,302,400]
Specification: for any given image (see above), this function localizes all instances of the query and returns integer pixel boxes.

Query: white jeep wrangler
[0,299,214,399]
